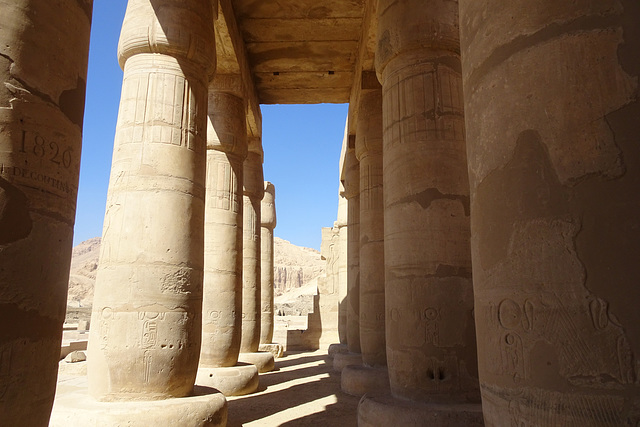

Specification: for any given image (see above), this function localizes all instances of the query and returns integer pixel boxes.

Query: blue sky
[75,1,347,250]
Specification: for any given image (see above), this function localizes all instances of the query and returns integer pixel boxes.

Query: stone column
[238,138,274,373]
[333,147,363,372]
[355,85,385,368]
[87,0,215,401]
[342,84,389,397]
[359,0,482,424]
[336,193,349,345]
[0,1,92,424]
[259,181,276,345]
[195,79,258,396]
[460,1,640,425]
[344,148,361,354]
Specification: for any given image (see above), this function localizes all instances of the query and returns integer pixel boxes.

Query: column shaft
[460,1,640,424]
[0,0,92,423]
[355,88,386,367]
[87,0,215,400]
[240,141,264,353]
[376,0,480,403]
[201,89,246,368]
[344,149,361,354]
[259,182,276,344]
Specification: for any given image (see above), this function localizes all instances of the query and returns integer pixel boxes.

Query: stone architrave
[460,1,640,425]
[359,0,482,424]
[0,1,92,424]
[87,0,216,401]
[259,181,276,345]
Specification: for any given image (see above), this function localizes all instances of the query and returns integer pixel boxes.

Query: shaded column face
[200,89,247,368]
[87,0,215,401]
[343,148,361,354]
[376,0,480,404]
[240,145,264,353]
[336,196,349,344]
[460,1,640,424]
[0,0,93,423]
[259,181,276,344]
[355,87,386,367]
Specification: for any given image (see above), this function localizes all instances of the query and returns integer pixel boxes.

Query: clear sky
[75,1,347,251]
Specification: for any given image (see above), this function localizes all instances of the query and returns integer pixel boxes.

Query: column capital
[260,181,276,229]
[118,0,216,75]
[375,0,460,79]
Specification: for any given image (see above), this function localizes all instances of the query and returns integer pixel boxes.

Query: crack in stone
[392,187,470,216]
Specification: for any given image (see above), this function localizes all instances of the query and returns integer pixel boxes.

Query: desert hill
[66,236,325,309]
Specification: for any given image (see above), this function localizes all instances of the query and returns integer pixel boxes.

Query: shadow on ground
[226,350,359,426]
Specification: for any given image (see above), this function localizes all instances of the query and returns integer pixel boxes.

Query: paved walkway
[227,350,359,426]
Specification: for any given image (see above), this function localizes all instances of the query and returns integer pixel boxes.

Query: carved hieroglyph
[87,0,215,400]
[355,85,386,368]
[343,148,361,354]
[201,86,247,368]
[460,1,640,424]
[260,181,276,345]
[0,0,92,423]
[240,137,264,353]
[375,0,480,403]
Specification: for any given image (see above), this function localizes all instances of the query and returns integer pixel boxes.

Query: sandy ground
[226,350,359,427]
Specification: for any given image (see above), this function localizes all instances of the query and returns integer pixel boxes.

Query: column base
[196,363,259,396]
[258,342,284,359]
[332,352,362,372]
[327,343,349,358]
[358,392,484,427]
[50,376,227,427]
[238,352,275,373]
[341,365,389,397]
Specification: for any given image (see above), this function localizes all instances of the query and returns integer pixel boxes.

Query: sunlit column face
[0,1,92,423]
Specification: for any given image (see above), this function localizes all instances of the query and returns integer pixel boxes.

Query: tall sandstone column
[259,181,276,345]
[355,85,385,368]
[200,84,246,369]
[344,148,361,354]
[0,1,92,424]
[87,0,215,400]
[359,0,482,424]
[460,1,640,425]
[240,138,264,354]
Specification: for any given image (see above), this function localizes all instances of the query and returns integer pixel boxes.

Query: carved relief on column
[87,0,215,400]
[355,84,386,368]
[201,78,247,368]
[460,0,640,424]
[240,137,264,353]
[0,1,93,423]
[259,181,276,344]
[376,0,480,403]
[342,146,361,354]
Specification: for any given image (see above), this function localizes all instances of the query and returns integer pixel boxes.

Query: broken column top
[261,181,276,229]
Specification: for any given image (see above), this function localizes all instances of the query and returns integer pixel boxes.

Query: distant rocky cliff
[67,236,325,307]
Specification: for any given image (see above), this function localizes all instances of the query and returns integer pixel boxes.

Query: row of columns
[331,0,640,426]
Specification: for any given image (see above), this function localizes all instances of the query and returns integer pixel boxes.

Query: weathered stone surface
[460,0,640,424]
[342,148,361,354]
[64,351,87,364]
[200,88,246,369]
[0,0,92,424]
[260,181,276,345]
[87,0,215,401]
[196,364,259,397]
[238,352,275,374]
[341,364,389,397]
[369,0,480,415]
[354,85,385,368]
[240,138,264,353]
